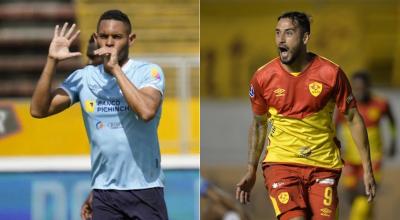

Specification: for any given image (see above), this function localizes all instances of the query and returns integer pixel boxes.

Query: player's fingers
[365,183,373,202]
[235,186,241,200]
[54,25,59,38]
[80,207,86,220]
[369,184,376,202]
[69,30,81,44]
[68,52,82,58]
[97,51,112,57]
[65,23,76,39]
[60,22,68,36]
[240,190,245,204]
[244,191,248,204]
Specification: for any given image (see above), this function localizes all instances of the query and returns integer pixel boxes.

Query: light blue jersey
[60,59,165,190]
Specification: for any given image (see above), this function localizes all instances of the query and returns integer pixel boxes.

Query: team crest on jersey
[278,192,289,204]
[309,82,323,97]
[249,85,255,98]
[85,100,96,113]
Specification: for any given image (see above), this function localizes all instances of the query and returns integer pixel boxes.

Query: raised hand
[48,22,81,61]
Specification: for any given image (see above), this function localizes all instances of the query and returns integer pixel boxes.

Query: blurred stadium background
[0,0,199,219]
[201,0,400,219]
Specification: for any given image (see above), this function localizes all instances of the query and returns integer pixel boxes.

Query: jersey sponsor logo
[96,121,105,129]
[151,68,161,80]
[309,82,323,97]
[249,85,255,98]
[298,146,312,158]
[85,99,131,113]
[273,88,285,97]
[278,192,289,204]
[95,121,122,129]
[107,122,122,129]
[85,100,96,112]
[272,182,285,189]
[316,178,335,185]
[320,207,332,217]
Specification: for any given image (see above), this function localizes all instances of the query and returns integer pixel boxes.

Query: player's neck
[119,58,129,67]
[282,51,312,73]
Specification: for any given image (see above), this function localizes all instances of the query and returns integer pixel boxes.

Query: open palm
[49,23,81,60]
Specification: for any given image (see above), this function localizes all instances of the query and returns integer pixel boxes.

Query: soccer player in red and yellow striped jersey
[337,71,397,220]
[236,12,376,220]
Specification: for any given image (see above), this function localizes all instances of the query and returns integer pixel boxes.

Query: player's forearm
[113,67,158,121]
[30,57,57,118]
[347,113,373,171]
[247,117,267,172]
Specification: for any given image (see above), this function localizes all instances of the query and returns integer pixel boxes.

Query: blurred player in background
[201,177,250,220]
[236,11,376,220]
[86,34,102,65]
[337,71,397,220]
[30,9,168,220]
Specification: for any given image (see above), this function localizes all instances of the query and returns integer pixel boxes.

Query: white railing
[133,55,199,153]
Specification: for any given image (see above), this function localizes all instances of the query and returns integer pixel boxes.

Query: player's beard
[117,48,129,66]
[279,46,301,65]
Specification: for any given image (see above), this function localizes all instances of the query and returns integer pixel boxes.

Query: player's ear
[128,33,136,46]
[302,32,310,44]
[93,33,98,44]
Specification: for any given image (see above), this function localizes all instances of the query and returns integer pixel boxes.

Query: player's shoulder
[310,54,345,84]
[132,59,162,72]
[253,57,281,79]
[313,54,341,73]
[371,94,389,105]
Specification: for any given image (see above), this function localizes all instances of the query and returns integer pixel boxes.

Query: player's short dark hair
[278,11,311,34]
[352,70,371,86]
[97,10,132,33]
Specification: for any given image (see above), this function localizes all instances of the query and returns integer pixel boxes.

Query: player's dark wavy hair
[97,9,132,33]
[278,11,311,34]
[352,70,371,87]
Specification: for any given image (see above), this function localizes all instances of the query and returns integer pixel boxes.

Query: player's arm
[114,67,161,122]
[30,23,81,118]
[95,47,161,122]
[385,104,397,157]
[343,107,376,202]
[236,113,268,204]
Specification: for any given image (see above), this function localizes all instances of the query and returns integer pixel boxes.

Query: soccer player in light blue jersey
[30,10,168,220]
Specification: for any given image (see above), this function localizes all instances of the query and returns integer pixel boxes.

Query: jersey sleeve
[59,69,83,105]
[249,74,268,115]
[138,64,165,96]
[333,68,357,113]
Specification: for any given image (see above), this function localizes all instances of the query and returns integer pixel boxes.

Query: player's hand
[80,191,93,220]
[236,169,257,204]
[48,22,81,61]
[363,169,376,202]
[94,47,120,74]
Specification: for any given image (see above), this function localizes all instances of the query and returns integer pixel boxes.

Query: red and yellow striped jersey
[250,54,356,169]
[338,96,389,164]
